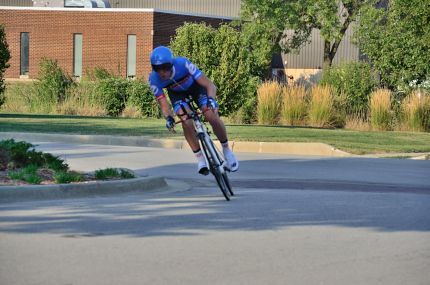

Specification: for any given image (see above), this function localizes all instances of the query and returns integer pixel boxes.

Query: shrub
[95,77,129,116]
[281,85,307,126]
[401,91,430,132]
[94,168,135,180]
[171,22,261,116]
[370,89,392,131]
[54,171,82,184]
[257,81,282,125]
[84,67,113,81]
[35,58,74,113]
[126,79,161,118]
[319,61,377,114]
[9,165,42,184]
[308,85,335,128]
[0,139,68,170]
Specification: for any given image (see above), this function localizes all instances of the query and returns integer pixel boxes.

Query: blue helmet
[150,46,174,66]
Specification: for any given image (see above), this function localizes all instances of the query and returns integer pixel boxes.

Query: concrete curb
[0,176,168,203]
[0,132,352,157]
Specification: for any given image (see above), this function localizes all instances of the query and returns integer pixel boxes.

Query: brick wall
[0,9,154,79]
[0,8,230,80]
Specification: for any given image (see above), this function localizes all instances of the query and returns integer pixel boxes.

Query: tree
[170,22,260,116]
[355,0,430,90]
[241,0,375,68]
[0,24,11,107]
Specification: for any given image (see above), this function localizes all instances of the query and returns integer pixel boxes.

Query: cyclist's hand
[206,98,216,110]
[165,115,176,131]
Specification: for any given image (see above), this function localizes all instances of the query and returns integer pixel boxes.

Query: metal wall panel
[285,23,359,69]
[0,0,33,6]
[109,0,241,18]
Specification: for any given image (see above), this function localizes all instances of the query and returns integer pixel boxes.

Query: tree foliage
[241,0,375,67]
[355,0,430,90]
[170,22,261,116]
[0,24,11,106]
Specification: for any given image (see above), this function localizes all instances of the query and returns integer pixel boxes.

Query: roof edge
[0,6,236,20]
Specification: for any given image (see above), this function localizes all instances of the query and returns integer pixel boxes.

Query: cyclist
[148,46,239,175]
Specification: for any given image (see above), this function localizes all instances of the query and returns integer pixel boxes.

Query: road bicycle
[173,97,234,201]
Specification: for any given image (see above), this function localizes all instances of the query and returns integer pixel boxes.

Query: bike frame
[176,98,233,200]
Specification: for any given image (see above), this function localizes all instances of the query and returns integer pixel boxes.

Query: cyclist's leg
[191,87,227,142]
[193,87,239,171]
[170,92,209,175]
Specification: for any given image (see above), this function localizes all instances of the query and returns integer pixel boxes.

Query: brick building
[0,6,230,80]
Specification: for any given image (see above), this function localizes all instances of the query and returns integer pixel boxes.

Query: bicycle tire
[207,139,234,196]
[199,134,230,201]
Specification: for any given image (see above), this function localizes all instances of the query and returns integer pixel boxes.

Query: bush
[84,67,113,81]
[54,171,82,184]
[171,22,261,116]
[281,85,307,126]
[35,58,74,113]
[0,139,68,170]
[370,89,392,131]
[95,77,129,116]
[126,79,161,118]
[94,168,135,180]
[401,91,430,132]
[257,81,282,125]
[308,85,335,128]
[319,61,377,114]
[9,165,42,184]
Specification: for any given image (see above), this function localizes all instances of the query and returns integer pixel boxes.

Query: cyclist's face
[153,63,173,80]
[157,68,172,80]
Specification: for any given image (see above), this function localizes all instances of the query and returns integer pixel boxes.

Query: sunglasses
[152,63,173,72]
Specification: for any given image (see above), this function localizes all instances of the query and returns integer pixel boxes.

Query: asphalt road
[1,142,429,285]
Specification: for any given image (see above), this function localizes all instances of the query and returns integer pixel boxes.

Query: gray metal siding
[109,0,241,18]
[0,0,32,6]
[285,23,359,69]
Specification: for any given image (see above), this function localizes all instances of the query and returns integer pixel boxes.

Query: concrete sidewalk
[2,131,429,159]
[0,131,355,157]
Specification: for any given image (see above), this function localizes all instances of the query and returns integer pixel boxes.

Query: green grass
[8,165,43,184]
[1,113,430,154]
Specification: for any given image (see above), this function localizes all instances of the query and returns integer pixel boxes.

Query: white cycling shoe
[198,160,209,176]
[223,150,239,172]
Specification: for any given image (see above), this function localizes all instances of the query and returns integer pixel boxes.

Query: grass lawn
[1,113,430,154]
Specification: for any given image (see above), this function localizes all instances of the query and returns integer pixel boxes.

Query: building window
[127,35,137,78]
[20,32,29,76]
[73,34,83,77]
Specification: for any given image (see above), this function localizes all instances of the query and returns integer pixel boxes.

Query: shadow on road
[1,164,429,237]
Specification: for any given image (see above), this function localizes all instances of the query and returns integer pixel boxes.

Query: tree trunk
[323,40,333,69]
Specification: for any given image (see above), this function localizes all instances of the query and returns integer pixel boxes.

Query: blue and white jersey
[148,57,203,99]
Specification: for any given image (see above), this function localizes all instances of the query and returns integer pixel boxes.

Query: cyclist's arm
[196,74,217,98]
[157,95,175,118]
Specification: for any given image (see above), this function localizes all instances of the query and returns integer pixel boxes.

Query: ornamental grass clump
[370,89,392,131]
[281,85,308,126]
[401,91,430,132]
[308,85,334,127]
[257,81,282,125]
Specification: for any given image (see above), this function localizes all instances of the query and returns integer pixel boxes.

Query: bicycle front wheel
[199,134,230,201]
